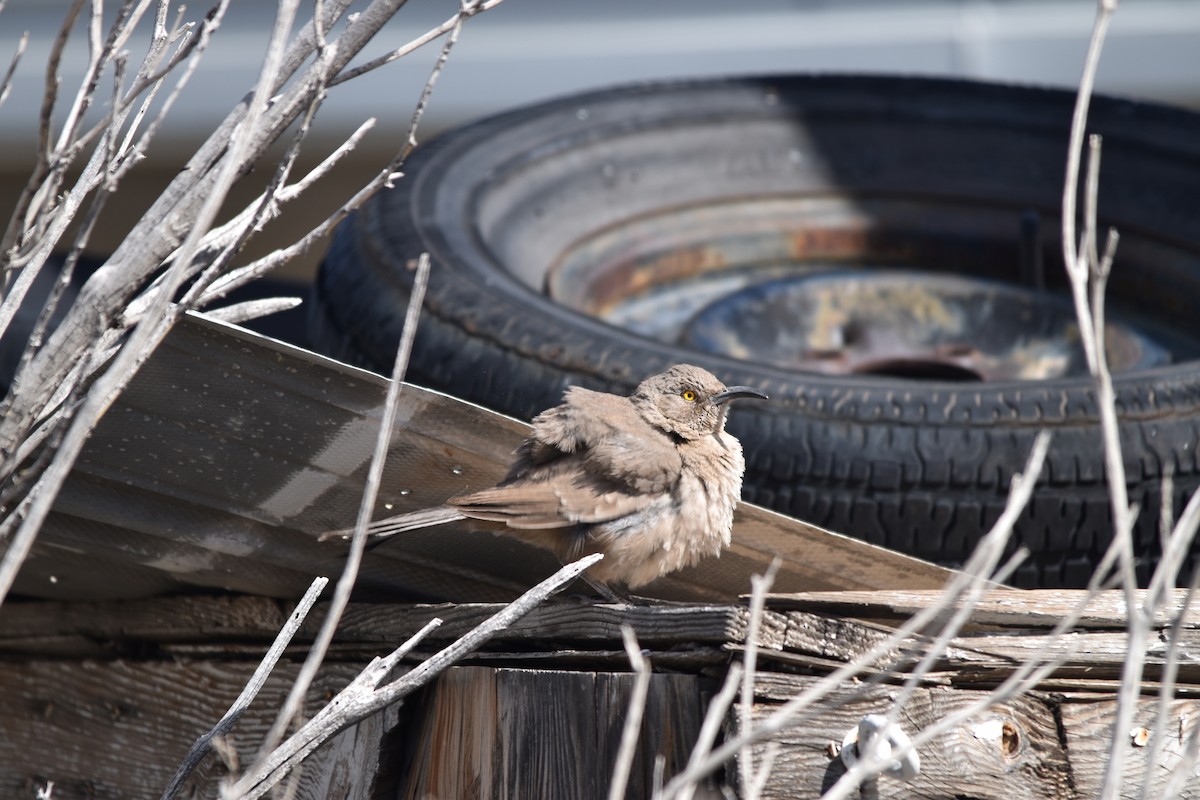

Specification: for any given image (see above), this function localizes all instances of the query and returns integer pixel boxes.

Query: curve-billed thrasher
[332,364,767,596]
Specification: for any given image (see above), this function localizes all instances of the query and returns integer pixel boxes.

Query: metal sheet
[21,313,953,602]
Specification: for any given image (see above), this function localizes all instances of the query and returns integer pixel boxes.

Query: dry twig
[0,0,508,611]
[609,626,653,800]
[1049,2,1200,796]
[738,560,781,799]
[251,254,430,766]
[657,435,1052,798]
[220,553,603,800]
[160,577,330,800]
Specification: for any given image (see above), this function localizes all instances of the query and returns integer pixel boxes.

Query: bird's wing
[511,387,683,493]
[451,456,661,529]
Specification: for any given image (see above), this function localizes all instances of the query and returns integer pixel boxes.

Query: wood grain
[0,659,375,800]
[767,589,1200,628]
[395,666,709,800]
[1056,695,1200,799]
[7,588,1200,797]
[734,679,1073,799]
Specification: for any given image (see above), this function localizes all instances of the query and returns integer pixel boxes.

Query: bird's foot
[621,593,691,607]
[582,580,682,607]
[582,577,630,605]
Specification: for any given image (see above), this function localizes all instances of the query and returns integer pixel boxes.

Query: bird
[328,364,767,599]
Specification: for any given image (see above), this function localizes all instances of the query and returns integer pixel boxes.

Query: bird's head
[633,364,768,441]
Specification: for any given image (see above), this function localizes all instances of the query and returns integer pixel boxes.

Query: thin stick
[1054,3,1154,796]
[0,0,85,259]
[251,253,429,763]
[201,297,303,325]
[1144,566,1200,800]
[679,663,742,791]
[330,0,501,86]
[0,31,28,110]
[160,577,329,800]
[609,626,653,800]
[0,0,271,611]
[223,554,602,800]
[187,120,376,311]
[657,433,1050,797]
[1060,0,1118,373]
[198,0,475,306]
[738,560,780,795]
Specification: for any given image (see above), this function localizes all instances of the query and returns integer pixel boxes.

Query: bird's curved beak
[712,385,769,405]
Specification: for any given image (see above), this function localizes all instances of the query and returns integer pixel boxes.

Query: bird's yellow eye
[681,389,697,402]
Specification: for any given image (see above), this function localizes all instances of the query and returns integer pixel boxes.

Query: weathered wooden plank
[945,627,1200,691]
[731,678,1073,800]
[767,589,1200,629]
[0,594,289,641]
[326,600,772,648]
[0,659,380,800]
[777,609,911,665]
[12,596,1200,691]
[395,666,711,800]
[0,657,713,800]
[0,596,764,654]
[0,596,966,675]
[1056,696,1200,798]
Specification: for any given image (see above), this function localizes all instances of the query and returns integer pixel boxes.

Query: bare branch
[1060,1,1118,374]
[1061,0,1117,278]
[670,663,741,800]
[330,0,501,87]
[201,297,303,325]
[5,0,86,256]
[0,30,28,111]
[205,162,394,300]
[0,0,394,456]
[195,120,377,305]
[0,0,293,609]
[658,434,1052,797]
[0,3,227,359]
[223,553,603,800]
[251,253,430,764]
[201,0,479,303]
[174,44,349,311]
[609,627,652,800]
[113,12,195,170]
[1054,4,1167,797]
[1145,566,1200,800]
[160,577,329,800]
[739,560,780,796]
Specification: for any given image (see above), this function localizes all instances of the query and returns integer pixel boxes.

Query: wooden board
[6,592,1200,798]
[9,593,1200,691]
[734,678,1077,800]
[0,656,709,800]
[396,666,709,800]
[23,313,953,605]
[740,674,1200,798]
[0,659,382,800]
[765,588,1200,628]
[1056,696,1200,798]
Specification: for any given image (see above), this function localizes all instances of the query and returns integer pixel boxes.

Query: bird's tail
[317,505,466,542]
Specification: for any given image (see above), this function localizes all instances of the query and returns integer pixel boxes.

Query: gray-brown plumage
[343,365,767,594]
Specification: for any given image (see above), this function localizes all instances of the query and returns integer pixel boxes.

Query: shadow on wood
[392,666,712,800]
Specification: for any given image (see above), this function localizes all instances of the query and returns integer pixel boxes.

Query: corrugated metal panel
[20,313,951,602]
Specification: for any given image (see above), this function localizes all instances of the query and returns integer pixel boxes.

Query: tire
[310,75,1200,588]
